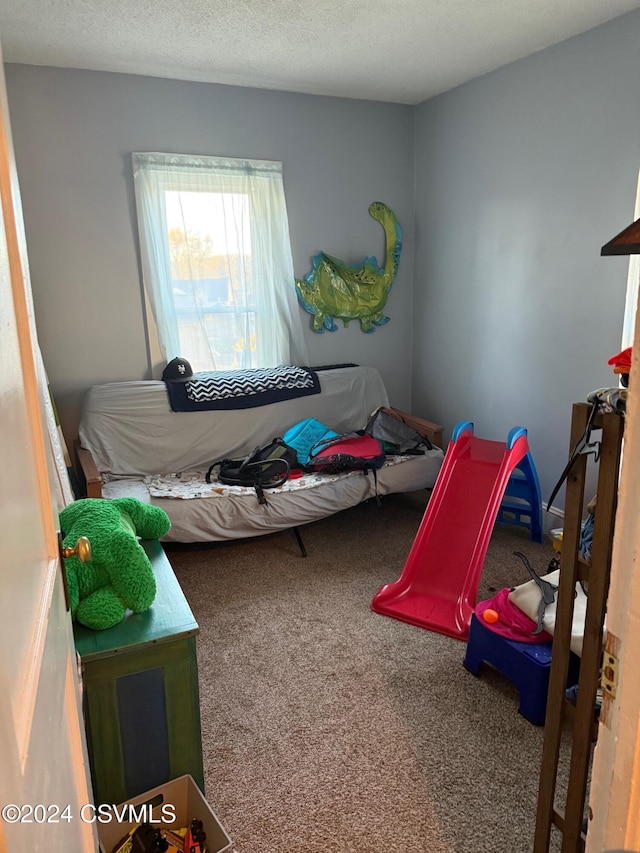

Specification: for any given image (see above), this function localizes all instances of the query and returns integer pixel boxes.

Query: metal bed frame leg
[291,526,307,557]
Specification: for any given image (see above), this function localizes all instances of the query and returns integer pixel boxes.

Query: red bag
[306,431,386,474]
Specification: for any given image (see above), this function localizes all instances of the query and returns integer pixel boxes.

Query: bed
[76,365,445,544]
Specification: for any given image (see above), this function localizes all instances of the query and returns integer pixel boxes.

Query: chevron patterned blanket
[165,365,321,412]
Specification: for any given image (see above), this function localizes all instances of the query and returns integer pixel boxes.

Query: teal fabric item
[282,418,338,466]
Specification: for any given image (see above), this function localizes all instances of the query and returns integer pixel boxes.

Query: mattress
[102,451,444,543]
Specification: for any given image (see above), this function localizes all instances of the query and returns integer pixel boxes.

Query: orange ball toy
[483,608,499,624]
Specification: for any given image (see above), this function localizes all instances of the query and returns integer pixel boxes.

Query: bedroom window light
[620,169,640,349]
[132,152,308,371]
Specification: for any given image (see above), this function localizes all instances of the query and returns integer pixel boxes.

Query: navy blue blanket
[165,365,321,412]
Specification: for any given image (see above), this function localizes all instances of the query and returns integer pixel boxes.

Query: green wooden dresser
[74,540,205,806]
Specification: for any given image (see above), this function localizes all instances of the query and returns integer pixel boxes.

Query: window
[621,168,640,349]
[132,152,308,371]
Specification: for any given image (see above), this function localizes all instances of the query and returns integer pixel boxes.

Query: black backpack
[206,438,297,505]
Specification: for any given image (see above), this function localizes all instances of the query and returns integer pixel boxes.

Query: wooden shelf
[533,403,624,853]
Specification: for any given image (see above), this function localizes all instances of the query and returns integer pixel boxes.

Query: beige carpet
[166,490,573,853]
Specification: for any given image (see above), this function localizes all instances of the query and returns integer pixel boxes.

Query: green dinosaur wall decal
[295,201,402,333]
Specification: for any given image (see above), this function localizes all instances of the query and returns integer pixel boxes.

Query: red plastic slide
[371,421,531,641]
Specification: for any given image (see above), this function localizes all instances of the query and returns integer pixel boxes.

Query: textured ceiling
[2,0,640,104]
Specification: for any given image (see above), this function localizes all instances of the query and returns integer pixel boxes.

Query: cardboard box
[98,774,232,853]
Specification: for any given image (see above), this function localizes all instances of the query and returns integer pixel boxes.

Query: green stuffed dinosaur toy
[59,497,171,630]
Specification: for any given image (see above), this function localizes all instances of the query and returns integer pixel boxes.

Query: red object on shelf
[607,346,632,373]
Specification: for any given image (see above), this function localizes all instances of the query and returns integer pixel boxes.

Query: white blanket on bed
[144,455,412,499]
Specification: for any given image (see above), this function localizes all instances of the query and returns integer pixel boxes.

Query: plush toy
[59,497,171,630]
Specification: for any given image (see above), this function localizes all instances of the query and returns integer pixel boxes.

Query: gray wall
[413,9,640,510]
[5,66,415,443]
[6,8,640,509]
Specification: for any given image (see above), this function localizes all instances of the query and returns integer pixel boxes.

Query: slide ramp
[371,421,532,641]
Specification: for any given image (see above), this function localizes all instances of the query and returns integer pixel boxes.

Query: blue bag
[282,418,338,467]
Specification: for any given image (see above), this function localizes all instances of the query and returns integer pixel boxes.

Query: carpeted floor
[166,490,573,853]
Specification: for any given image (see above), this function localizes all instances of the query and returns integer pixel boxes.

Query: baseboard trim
[542,502,564,535]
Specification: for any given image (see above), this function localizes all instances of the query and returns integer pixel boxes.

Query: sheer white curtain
[132,152,308,371]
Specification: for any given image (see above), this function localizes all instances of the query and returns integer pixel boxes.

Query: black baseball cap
[162,357,194,383]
